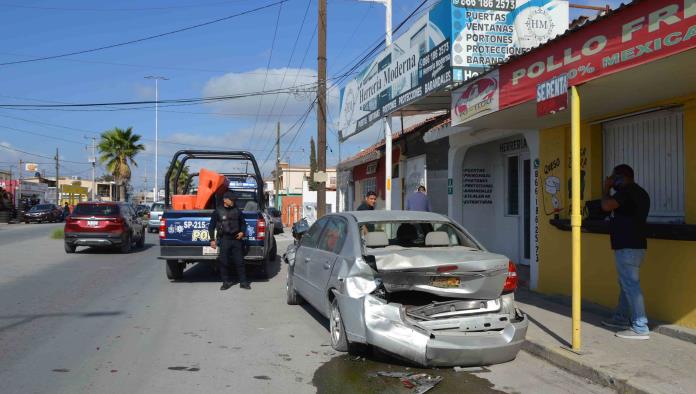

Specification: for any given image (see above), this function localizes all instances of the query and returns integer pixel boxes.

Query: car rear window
[73,204,120,216]
[151,203,164,211]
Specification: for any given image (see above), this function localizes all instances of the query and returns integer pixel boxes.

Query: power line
[0,0,259,12]
[252,0,312,151]
[0,0,288,66]
[249,1,285,144]
[0,144,90,165]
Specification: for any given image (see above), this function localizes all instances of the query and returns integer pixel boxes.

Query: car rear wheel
[286,267,303,305]
[64,242,76,254]
[166,259,184,280]
[120,234,131,254]
[330,298,349,352]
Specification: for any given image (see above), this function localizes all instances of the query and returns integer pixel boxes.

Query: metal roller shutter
[603,109,684,222]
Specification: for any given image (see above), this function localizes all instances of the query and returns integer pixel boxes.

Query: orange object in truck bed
[195,168,227,209]
[172,195,197,210]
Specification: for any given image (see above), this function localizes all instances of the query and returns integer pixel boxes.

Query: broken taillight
[503,261,518,292]
[436,265,458,273]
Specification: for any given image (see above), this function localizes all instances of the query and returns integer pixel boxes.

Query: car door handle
[304,257,311,263]
[323,262,331,270]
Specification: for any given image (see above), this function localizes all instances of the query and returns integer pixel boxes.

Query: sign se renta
[536,73,568,116]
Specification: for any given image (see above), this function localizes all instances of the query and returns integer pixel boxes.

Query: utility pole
[275,122,281,209]
[55,148,60,205]
[317,0,327,218]
[90,136,96,201]
[145,75,168,203]
[17,159,22,209]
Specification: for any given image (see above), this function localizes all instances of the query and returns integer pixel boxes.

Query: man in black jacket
[209,191,250,290]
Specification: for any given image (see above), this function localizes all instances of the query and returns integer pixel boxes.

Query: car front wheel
[330,298,349,352]
[286,268,303,305]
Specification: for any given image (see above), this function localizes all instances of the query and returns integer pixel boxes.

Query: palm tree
[98,127,145,201]
[167,160,191,194]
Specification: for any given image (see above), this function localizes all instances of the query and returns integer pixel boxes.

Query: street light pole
[145,76,168,203]
[360,0,392,210]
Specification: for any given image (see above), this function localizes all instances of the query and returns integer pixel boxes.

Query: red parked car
[64,202,146,254]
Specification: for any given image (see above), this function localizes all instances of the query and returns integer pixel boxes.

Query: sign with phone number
[452,0,516,11]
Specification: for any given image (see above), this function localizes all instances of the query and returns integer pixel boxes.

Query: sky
[0,0,623,192]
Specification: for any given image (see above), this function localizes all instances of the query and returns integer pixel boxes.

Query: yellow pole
[570,85,582,351]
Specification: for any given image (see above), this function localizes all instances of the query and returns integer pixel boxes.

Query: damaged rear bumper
[341,294,527,367]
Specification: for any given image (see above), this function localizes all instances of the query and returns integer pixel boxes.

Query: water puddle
[313,353,505,393]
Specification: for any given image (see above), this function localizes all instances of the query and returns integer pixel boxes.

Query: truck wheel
[330,298,349,352]
[166,260,184,280]
[286,267,303,305]
[64,243,76,254]
[269,240,277,260]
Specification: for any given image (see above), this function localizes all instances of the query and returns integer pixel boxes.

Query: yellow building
[429,1,696,328]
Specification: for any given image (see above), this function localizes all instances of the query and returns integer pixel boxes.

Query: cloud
[202,68,319,116]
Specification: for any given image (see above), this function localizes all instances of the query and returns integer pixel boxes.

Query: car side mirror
[363,255,378,271]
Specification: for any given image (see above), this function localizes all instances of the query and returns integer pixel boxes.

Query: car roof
[338,210,451,223]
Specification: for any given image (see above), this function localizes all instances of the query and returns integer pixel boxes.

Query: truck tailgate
[160,210,260,246]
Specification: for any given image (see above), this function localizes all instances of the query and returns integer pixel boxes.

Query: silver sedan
[285,210,528,367]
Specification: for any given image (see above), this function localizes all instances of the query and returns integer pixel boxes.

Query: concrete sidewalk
[516,290,696,394]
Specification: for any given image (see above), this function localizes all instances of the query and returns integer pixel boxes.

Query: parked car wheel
[166,259,184,280]
[120,234,131,254]
[330,297,349,352]
[64,242,76,254]
[286,268,303,305]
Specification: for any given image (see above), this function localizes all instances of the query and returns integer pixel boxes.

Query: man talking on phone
[601,164,651,339]
[209,191,250,291]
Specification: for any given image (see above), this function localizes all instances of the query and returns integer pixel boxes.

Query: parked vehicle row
[24,204,63,223]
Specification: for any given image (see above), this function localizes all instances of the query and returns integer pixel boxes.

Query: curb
[518,290,696,346]
[522,339,650,394]
[653,324,696,345]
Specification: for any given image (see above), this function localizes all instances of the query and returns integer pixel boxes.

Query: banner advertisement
[338,8,450,141]
[500,0,696,109]
[451,0,569,82]
[536,73,568,116]
[451,69,499,126]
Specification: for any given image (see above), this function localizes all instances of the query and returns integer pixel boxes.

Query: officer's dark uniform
[209,198,248,286]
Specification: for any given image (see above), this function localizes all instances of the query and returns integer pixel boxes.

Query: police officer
[209,191,250,290]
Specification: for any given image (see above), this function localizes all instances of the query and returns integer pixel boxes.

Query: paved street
[0,223,611,394]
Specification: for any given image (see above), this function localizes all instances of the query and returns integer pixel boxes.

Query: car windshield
[73,204,120,216]
[151,203,164,211]
[358,221,479,249]
[30,204,53,211]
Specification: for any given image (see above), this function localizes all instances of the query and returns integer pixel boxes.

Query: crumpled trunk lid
[368,247,508,300]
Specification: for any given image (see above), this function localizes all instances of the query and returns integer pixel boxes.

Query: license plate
[431,277,460,288]
[202,246,219,256]
[87,220,99,227]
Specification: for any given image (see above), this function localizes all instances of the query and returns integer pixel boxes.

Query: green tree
[167,160,191,195]
[309,137,318,191]
[98,127,145,201]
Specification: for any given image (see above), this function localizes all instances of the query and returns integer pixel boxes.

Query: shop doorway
[505,152,531,266]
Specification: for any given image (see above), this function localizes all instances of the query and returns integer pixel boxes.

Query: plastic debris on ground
[375,371,443,394]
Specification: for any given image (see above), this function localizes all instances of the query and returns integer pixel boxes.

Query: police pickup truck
[158,150,277,281]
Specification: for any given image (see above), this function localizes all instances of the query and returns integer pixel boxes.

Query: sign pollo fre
[499,0,696,108]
